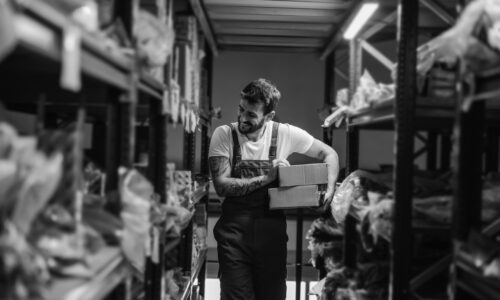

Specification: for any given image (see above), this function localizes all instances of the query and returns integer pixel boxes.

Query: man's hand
[323,186,335,205]
[303,139,339,211]
[265,159,290,184]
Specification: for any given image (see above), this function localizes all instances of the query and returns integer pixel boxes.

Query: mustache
[238,118,251,126]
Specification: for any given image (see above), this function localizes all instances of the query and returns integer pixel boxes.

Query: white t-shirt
[208,121,314,161]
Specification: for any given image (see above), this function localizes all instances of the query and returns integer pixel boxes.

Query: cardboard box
[269,185,325,209]
[279,163,328,187]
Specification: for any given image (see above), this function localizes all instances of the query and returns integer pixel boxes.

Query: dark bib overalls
[214,122,288,300]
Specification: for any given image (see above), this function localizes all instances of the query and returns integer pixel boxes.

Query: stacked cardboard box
[269,163,328,209]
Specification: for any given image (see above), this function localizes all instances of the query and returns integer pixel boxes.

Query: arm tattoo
[209,156,268,197]
[209,156,231,178]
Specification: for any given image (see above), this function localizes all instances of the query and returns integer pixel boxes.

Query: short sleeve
[286,124,315,154]
[209,125,232,158]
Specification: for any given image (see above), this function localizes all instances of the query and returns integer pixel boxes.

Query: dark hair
[240,78,281,115]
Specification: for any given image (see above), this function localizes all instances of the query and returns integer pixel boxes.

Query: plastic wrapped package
[413,187,500,224]
[11,149,64,235]
[0,122,17,158]
[330,170,390,223]
[322,106,353,128]
[0,160,17,209]
[0,222,50,300]
[134,10,175,81]
[417,0,500,72]
[118,167,153,272]
[83,206,122,245]
[29,205,86,264]
[367,200,394,244]
[336,88,349,107]
[306,218,343,270]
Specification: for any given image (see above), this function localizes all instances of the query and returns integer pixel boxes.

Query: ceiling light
[343,2,379,40]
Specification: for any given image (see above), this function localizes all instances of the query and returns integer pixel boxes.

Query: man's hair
[240,78,281,115]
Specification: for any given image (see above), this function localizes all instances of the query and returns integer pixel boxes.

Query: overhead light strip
[343,2,379,40]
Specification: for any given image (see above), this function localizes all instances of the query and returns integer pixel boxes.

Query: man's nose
[239,114,248,122]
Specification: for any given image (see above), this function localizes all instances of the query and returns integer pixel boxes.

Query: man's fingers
[272,159,290,167]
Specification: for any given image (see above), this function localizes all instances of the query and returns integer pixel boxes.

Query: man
[209,78,339,300]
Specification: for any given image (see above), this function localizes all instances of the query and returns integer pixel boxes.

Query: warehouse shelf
[2,0,133,91]
[164,236,182,255]
[180,248,208,300]
[193,187,209,205]
[347,97,456,130]
[469,65,500,103]
[139,73,166,101]
[455,250,500,300]
[348,209,449,243]
[45,247,130,300]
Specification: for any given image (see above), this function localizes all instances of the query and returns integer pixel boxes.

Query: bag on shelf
[118,167,153,272]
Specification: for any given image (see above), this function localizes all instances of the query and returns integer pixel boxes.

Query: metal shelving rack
[0,0,211,299]
[331,1,465,299]
[450,56,500,299]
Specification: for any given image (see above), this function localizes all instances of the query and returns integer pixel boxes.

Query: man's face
[237,99,268,134]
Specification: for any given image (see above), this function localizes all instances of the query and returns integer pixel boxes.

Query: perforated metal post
[391,0,418,298]
[427,132,438,171]
[344,38,361,270]
[486,128,499,172]
[197,43,213,298]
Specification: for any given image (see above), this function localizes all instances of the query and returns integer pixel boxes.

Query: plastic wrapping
[134,10,175,80]
[118,167,153,272]
[306,218,343,270]
[366,199,393,244]
[0,222,50,300]
[417,0,500,73]
[330,170,389,223]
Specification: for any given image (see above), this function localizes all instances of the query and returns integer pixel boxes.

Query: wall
[211,51,326,164]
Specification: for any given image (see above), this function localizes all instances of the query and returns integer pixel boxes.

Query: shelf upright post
[440,131,452,170]
[391,0,418,299]
[450,69,485,300]
[427,132,438,171]
[344,38,361,270]
[197,42,213,298]
[323,51,336,147]
[112,2,138,300]
[486,128,499,172]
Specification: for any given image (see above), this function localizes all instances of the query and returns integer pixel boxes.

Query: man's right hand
[265,159,290,184]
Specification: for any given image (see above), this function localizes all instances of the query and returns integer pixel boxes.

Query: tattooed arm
[209,156,277,197]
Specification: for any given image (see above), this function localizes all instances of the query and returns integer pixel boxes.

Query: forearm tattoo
[209,156,267,197]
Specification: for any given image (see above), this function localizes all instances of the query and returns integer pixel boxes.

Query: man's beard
[238,117,265,134]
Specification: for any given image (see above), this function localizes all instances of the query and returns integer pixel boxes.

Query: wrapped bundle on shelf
[306,218,343,271]
[165,268,189,300]
[0,123,64,235]
[330,170,390,223]
[461,230,500,280]
[413,186,500,224]
[322,71,395,129]
[118,167,153,272]
[135,9,175,81]
[417,0,500,73]
[0,221,50,300]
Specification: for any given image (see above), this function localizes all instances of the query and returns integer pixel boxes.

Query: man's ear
[265,110,276,121]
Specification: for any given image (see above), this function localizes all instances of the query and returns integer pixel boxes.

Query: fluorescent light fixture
[343,2,379,40]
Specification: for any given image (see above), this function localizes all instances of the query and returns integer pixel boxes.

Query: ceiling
[195,0,458,57]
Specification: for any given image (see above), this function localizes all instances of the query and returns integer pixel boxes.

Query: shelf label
[60,26,82,92]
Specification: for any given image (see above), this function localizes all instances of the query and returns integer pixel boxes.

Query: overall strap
[268,122,279,161]
[230,124,242,168]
